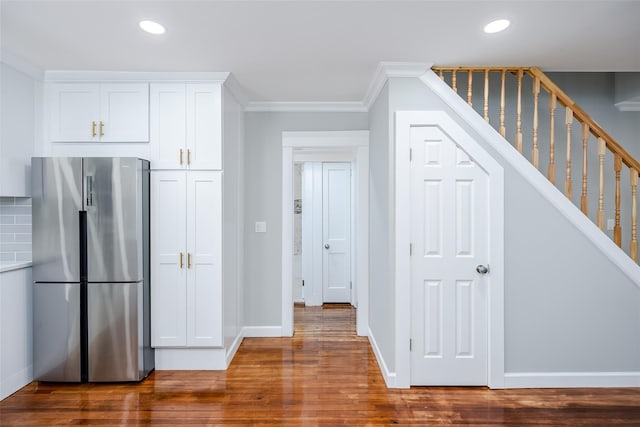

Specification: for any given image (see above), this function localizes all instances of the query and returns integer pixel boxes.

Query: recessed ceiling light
[484,19,510,34]
[139,20,166,35]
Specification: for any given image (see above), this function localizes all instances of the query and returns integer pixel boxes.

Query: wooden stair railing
[433,66,640,263]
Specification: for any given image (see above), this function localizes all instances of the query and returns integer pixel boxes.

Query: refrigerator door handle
[86,175,94,206]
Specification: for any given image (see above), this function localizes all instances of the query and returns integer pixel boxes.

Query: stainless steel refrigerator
[31,157,154,382]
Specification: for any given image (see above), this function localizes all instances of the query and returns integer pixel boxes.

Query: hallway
[1,305,640,425]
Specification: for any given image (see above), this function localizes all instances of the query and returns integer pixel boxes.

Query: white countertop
[0,261,32,273]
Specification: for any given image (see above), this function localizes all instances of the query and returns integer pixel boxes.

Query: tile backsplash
[0,197,32,263]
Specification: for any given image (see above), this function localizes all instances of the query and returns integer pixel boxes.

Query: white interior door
[410,126,489,385]
[322,163,352,303]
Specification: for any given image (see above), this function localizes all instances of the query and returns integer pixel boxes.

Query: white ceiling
[2,0,640,103]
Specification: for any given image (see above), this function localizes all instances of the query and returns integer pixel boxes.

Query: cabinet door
[186,84,222,170]
[150,84,186,169]
[49,83,100,142]
[151,171,187,347]
[100,83,149,142]
[186,171,222,346]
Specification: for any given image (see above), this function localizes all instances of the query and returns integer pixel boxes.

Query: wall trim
[504,372,640,388]
[614,100,640,112]
[420,70,640,288]
[225,331,245,367]
[242,326,283,338]
[0,365,33,401]
[368,328,397,388]
[246,101,367,113]
[0,50,44,81]
[44,70,230,83]
[362,62,432,110]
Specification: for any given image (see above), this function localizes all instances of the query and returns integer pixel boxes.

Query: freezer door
[33,282,81,382]
[88,282,143,381]
[84,158,144,283]
[31,157,83,283]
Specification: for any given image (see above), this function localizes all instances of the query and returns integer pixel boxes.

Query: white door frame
[282,131,369,337]
[395,111,505,388]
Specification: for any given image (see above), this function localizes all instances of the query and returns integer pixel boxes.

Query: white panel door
[151,171,187,347]
[186,84,222,170]
[99,84,149,142]
[150,84,187,169]
[49,83,100,142]
[186,171,222,346]
[322,163,351,303]
[410,126,489,385]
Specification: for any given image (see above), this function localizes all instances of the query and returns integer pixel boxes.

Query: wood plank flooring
[2,305,640,425]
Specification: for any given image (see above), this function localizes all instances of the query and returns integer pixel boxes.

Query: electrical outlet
[255,221,267,233]
[607,218,615,231]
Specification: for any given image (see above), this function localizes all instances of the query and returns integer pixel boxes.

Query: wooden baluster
[565,108,573,199]
[515,70,523,153]
[532,76,540,169]
[548,93,557,184]
[439,69,444,80]
[467,70,473,107]
[597,138,606,230]
[483,69,489,122]
[499,69,506,137]
[581,123,589,215]
[452,70,457,94]
[631,169,639,262]
[614,154,622,247]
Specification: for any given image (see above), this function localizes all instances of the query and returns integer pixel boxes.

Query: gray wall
[243,112,368,327]
[367,82,395,370]
[385,76,640,373]
[614,72,640,105]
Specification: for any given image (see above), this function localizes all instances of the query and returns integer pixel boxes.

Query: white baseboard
[225,331,244,368]
[504,372,640,388]
[242,326,283,337]
[0,365,33,401]
[368,328,397,388]
[154,348,227,370]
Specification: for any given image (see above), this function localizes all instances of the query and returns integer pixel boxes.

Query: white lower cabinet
[151,170,222,348]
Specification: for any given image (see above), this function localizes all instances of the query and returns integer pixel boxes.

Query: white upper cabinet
[49,83,149,143]
[150,83,222,170]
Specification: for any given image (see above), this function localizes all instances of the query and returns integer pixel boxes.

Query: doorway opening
[282,131,369,337]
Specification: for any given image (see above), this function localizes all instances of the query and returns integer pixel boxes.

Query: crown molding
[245,101,367,113]
[615,100,640,112]
[222,72,249,107]
[362,61,432,109]
[43,70,231,82]
[0,50,44,81]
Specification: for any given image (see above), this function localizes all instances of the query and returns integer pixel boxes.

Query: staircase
[432,67,639,264]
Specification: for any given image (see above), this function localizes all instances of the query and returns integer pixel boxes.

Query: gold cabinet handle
[179,149,183,165]
[91,121,97,138]
[179,252,184,269]
[187,149,191,165]
[187,252,192,269]
[99,121,104,137]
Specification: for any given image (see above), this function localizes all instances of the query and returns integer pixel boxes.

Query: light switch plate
[255,221,267,233]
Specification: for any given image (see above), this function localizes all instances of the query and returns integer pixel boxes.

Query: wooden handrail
[528,67,640,172]
[434,66,640,173]
[433,65,640,265]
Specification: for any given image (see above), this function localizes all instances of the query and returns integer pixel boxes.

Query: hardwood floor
[2,305,640,426]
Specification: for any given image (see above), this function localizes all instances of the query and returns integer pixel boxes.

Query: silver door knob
[476,265,489,274]
[324,244,330,249]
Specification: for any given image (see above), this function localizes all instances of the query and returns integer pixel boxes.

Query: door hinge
[350,281,352,289]
[410,339,412,351]
[409,148,413,161]
[410,243,413,256]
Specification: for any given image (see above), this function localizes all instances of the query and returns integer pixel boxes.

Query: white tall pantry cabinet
[150,81,235,368]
